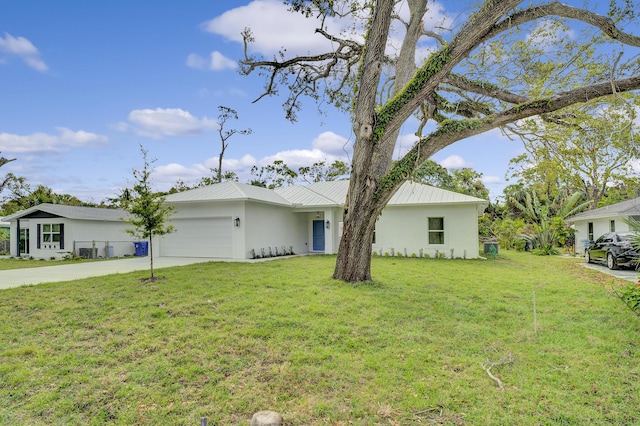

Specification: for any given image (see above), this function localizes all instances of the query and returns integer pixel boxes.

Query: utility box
[134,241,149,256]
[483,242,499,258]
[79,248,98,259]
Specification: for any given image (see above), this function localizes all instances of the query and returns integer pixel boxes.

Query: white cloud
[150,130,352,189]
[311,131,352,156]
[439,154,472,169]
[482,175,501,185]
[186,53,207,70]
[126,108,216,139]
[203,0,341,56]
[187,51,236,71]
[0,127,107,153]
[258,132,351,169]
[151,154,259,190]
[221,154,258,171]
[210,51,236,70]
[0,32,48,72]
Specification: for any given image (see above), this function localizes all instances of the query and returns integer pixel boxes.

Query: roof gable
[164,181,292,206]
[3,204,128,222]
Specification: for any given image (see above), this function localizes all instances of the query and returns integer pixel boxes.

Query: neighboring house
[565,197,640,255]
[160,180,488,260]
[2,204,134,259]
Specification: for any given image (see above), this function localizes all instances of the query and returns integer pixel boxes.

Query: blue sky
[0,0,528,204]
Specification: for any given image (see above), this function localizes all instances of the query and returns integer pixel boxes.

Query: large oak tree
[240,0,640,282]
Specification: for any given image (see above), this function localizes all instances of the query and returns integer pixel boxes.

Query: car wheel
[607,252,618,270]
[585,251,592,263]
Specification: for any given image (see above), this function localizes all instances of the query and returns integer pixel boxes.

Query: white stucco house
[2,180,488,260]
[2,204,135,259]
[160,180,488,260]
[565,197,640,255]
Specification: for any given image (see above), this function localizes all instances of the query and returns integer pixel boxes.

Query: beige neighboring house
[565,197,640,255]
[160,180,488,260]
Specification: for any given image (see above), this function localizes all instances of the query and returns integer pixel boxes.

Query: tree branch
[484,2,640,48]
[378,74,640,199]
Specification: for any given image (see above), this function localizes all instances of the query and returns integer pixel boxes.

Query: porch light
[234,217,240,227]
[325,220,330,229]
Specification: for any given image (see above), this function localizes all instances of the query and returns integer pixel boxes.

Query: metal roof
[389,181,488,205]
[164,181,292,206]
[2,181,488,223]
[275,182,347,207]
[277,180,487,207]
[566,197,640,222]
[2,203,128,222]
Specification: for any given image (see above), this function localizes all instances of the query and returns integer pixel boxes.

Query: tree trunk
[332,0,395,282]
[149,236,154,279]
[333,0,427,282]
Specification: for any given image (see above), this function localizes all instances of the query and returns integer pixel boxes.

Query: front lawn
[0,252,638,424]
[0,256,113,271]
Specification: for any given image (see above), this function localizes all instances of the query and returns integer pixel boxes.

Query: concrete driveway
[581,261,638,282]
[0,256,216,290]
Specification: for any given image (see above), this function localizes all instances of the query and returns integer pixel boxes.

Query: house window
[610,220,615,232]
[41,224,62,249]
[428,217,444,245]
[588,222,594,241]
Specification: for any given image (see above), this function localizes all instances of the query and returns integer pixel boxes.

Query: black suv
[586,232,639,270]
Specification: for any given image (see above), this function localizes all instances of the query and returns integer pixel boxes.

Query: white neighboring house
[565,197,640,255]
[160,180,488,260]
[2,204,134,259]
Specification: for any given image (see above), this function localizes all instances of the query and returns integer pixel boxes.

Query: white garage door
[162,217,233,258]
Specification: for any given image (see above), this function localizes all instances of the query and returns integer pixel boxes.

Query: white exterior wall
[372,204,481,259]
[10,218,133,259]
[69,220,135,257]
[244,202,307,257]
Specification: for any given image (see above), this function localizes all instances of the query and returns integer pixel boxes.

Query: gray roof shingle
[3,203,128,222]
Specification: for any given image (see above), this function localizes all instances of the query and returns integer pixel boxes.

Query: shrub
[614,281,640,316]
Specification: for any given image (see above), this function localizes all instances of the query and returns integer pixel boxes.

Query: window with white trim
[428,217,444,245]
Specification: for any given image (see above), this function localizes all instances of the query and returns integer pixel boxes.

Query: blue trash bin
[134,241,149,256]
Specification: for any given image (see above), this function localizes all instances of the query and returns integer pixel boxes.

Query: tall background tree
[123,146,175,280]
[0,153,17,200]
[509,101,639,208]
[240,0,640,282]
[214,106,252,183]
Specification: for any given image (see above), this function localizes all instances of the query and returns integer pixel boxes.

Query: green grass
[0,256,115,271]
[0,252,638,425]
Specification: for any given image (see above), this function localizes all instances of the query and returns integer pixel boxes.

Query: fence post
[92,240,96,259]
[105,241,109,258]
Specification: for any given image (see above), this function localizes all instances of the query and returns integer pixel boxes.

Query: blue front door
[312,220,325,251]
